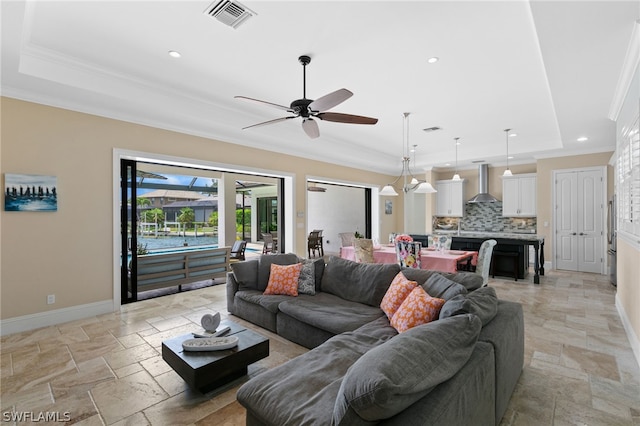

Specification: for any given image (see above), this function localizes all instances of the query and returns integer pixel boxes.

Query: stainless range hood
[467,164,500,203]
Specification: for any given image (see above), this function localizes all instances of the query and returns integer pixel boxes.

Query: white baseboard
[0,300,115,336]
[616,293,640,370]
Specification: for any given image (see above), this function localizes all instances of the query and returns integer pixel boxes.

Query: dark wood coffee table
[162,319,269,392]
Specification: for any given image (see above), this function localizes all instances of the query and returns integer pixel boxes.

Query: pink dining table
[339,245,476,274]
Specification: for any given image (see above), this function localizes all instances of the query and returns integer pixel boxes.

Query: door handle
[579,232,585,236]
[572,232,577,235]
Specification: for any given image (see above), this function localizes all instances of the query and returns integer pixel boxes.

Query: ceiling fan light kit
[235,55,378,139]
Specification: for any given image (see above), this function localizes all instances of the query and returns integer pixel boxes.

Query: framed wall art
[4,173,58,212]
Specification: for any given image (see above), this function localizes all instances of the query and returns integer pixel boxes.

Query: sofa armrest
[226,272,239,314]
[478,300,524,424]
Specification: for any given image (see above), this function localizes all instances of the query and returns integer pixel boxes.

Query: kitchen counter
[448,233,545,284]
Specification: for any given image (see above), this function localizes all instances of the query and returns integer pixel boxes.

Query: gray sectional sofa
[226,254,524,426]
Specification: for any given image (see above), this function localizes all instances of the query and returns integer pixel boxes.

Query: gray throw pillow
[230,259,259,291]
[333,314,482,424]
[423,273,468,300]
[439,286,498,326]
[297,259,317,295]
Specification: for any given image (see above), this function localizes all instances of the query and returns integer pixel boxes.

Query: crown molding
[609,20,640,121]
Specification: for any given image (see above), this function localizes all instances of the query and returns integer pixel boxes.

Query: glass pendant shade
[452,173,461,181]
[380,184,399,196]
[414,182,437,193]
[452,137,461,181]
[503,169,513,177]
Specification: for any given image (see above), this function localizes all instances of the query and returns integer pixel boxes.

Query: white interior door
[554,168,604,273]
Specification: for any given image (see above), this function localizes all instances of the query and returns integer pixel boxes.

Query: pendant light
[452,137,461,181]
[503,128,513,177]
[379,113,436,196]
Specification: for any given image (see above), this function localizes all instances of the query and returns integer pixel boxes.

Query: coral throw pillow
[263,263,303,296]
[380,272,418,319]
[390,287,445,333]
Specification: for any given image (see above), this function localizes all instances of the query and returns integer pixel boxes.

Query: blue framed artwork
[4,173,58,212]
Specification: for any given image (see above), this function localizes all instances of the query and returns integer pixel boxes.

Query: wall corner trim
[0,300,115,337]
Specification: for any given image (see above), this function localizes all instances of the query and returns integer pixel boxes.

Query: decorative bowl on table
[437,224,454,230]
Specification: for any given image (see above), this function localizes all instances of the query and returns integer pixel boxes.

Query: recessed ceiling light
[427,57,439,64]
[168,50,182,58]
[445,163,451,166]
[509,133,517,137]
[577,136,588,142]
[508,156,514,159]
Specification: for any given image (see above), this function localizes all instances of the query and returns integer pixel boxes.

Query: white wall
[307,185,366,255]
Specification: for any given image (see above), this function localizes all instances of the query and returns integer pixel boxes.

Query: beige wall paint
[617,237,640,355]
[0,98,398,319]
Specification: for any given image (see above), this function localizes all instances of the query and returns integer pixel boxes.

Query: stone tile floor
[1,269,639,425]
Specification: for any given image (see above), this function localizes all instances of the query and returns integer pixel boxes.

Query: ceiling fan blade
[242,116,295,130]
[302,118,320,139]
[308,89,353,112]
[235,96,292,112]
[316,112,378,125]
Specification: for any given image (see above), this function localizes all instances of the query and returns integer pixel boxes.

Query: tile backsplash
[435,202,536,233]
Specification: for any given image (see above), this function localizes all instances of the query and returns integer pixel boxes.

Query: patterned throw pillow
[263,263,303,296]
[390,286,445,333]
[297,260,316,295]
[380,272,417,319]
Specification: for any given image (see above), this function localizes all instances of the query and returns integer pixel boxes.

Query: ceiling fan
[235,55,378,139]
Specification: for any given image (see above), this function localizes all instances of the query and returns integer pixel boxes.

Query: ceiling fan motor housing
[290,98,313,116]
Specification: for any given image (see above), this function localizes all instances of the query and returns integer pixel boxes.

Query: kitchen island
[448,232,545,284]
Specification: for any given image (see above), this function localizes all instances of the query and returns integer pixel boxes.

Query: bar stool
[491,251,519,281]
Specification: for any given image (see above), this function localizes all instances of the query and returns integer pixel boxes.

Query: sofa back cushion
[257,253,300,291]
[333,314,482,425]
[439,286,498,326]
[423,273,468,300]
[321,256,401,306]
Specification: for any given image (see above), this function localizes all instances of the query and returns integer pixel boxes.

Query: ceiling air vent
[204,0,257,29]
[423,126,442,132]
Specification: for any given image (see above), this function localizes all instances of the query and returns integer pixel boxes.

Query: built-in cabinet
[502,174,536,217]
[435,179,465,217]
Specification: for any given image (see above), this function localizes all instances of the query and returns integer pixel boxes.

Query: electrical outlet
[47,294,55,305]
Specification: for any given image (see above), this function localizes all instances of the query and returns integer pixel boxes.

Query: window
[618,114,640,237]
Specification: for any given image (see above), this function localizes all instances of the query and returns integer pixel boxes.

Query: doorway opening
[119,158,284,304]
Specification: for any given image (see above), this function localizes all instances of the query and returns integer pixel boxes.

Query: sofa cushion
[321,256,401,306]
[264,263,302,296]
[333,314,482,425]
[237,322,396,426]
[400,269,481,294]
[235,290,292,314]
[439,286,499,326]
[230,259,259,291]
[278,292,385,335]
[453,271,485,291]
[380,272,417,319]
[389,287,445,333]
[423,273,468,300]
[257,253,300,291]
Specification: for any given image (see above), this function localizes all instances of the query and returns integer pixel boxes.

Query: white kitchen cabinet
[435,179,465,217]
[502,174,536,216]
